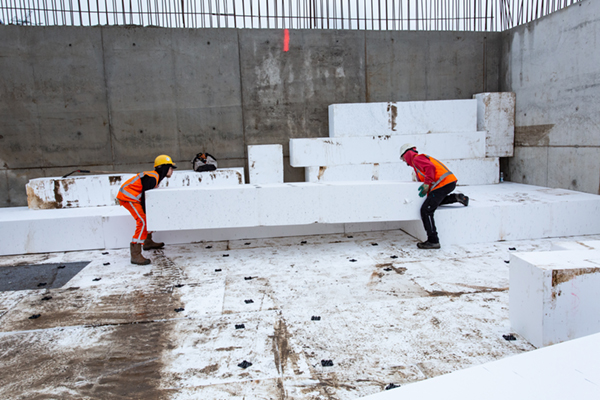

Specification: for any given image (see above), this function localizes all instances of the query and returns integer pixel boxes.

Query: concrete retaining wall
[0,26,501,207]
[500,0,600,195]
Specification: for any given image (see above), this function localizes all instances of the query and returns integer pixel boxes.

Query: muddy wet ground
[2,230,592,399]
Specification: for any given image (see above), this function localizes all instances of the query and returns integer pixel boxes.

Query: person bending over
[117,154,176,264]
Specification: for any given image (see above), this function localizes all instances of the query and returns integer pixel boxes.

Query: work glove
[418,184,430,197]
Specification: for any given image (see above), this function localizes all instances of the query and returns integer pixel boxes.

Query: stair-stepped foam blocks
[305,158,500,185]
[398,183,600,245]
[145,181,423,232]
[474,92,516,157]
[248,145,284,184]
[26,169,245,210]
[328,99,477,137]
[509,249,600,348]
[289,132,486,167]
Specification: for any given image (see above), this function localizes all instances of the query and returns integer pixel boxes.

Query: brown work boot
[143,233,164,251]
[130,242,151,265]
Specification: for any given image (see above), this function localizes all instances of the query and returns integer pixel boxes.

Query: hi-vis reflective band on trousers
[117,171,159,203]
[414,155,456,191]
[121,201,148,244]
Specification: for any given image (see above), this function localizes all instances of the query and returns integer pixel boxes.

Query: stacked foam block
[293,93,515,185]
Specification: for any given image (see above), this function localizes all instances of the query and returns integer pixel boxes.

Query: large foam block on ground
[146,181,422,231]
[551,240,600,251]
[305,158,499,185]
[26,169,245,210]
[328,100,477,137]
[248,145,283,184]
[360,332,600,400]
[398,183,600,245]
[474,92,515,157]
[290,133,486,167]
[0,207,106,256]
[509,249,600,348]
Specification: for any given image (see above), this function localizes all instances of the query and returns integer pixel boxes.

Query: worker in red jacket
[117,155,176,264]
[400,144,468,249]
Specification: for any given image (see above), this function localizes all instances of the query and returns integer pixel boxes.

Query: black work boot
[457,193,469,206]
[417,241,441,249]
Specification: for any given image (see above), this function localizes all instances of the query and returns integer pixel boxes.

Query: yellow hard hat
[154,154,177,168]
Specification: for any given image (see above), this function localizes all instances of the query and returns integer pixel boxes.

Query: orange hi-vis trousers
[120,200,148,244]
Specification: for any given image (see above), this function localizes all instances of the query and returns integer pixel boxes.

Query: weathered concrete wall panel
[239,29,366,143]
[366,31,501,102]
[501,0,600,194]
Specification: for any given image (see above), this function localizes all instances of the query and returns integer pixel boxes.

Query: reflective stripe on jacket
[413,154,457,191]
[116,171,160,203]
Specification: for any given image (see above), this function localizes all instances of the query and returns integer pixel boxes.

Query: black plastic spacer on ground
[103,262,110,266]
[238,360,252,369]
[245,242,251,245]
[244,276,253,280]
[57,265,66,269]
[384,268,392,271]
[93,278,101,281]
[385,383,400,390]
[235,324,245,329]
[301,241,307,244]
[244,299,254,304]
[41,296,52,301]
[37,282,47,287]
[371,243,378,246]
[347,236,353,238]
[29,314,41,319]
[174,307,185,312]
[175,284,184,288]
[349,259,357,262]
[102,252,109,255]
[223,254,229,257]
[321,359,333,367]
[206,245,212,249]
[390,255,398,259]
[311,316,321,321]
[509,247,516,251]
[503,334,517,341]
[215,269,222,272]
[504,260,510,264]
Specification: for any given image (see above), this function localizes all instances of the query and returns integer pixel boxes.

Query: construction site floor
[2,229,593,399]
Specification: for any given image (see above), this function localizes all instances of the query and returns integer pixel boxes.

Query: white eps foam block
[509,249,600,348]
[305,158,499,185]
[0,207,107,256]
[551,240,600,251]
[474,92,515,157]
[289,132,486,167]
[398,183,600,245]
[145,181,422,231]
[26,169,245,210]
[328,99,477,137]
[248,145,284,184]
[360,332,600,400]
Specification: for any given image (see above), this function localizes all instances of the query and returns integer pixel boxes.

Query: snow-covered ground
[0,229,597,399]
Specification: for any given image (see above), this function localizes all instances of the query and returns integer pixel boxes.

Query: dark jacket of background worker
[400,144,469,249]
[117,155,176,264]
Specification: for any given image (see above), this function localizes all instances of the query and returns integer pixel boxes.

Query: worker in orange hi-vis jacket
[117,155,176,265]
[400,144,469,250]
